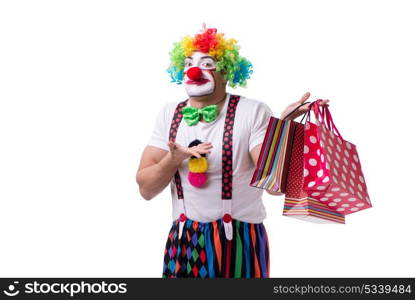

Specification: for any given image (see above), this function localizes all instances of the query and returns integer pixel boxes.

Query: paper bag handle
[311,100,344,141]
[283,101,311,121]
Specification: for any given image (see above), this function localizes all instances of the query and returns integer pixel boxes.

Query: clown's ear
[219,66,227,76]
[220,71,228,85]
[217,67,227,81]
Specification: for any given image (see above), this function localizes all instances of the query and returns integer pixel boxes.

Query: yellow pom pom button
[188,157,208,173]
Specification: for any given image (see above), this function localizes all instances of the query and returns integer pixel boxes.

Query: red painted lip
[186,78,210,85]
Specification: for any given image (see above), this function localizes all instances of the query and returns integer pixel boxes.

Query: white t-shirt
[147,92,274,223]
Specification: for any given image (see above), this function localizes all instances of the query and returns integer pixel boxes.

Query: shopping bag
[250,102,312,193]
[283,122,345,224]
[303,121,331,191]
[302,100,372,215]
[249,117,296,192]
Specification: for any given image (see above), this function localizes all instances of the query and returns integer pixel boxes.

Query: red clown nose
[186,67,202,80]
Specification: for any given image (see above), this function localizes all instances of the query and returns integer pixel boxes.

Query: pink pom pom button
[188,172,207,187]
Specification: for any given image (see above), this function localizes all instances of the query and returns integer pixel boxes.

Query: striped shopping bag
[283,197,346,224]
[250,117,297,193]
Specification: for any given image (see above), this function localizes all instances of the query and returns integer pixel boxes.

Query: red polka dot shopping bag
[283,121,346,223]
[303,100,372,215]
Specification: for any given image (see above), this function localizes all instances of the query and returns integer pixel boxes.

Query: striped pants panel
[162,218,270,278]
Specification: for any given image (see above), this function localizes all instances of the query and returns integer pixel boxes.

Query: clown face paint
[184,51,216,97]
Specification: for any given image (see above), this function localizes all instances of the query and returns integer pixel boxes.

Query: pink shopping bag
[302,100,372,215]
[283,119,345,224]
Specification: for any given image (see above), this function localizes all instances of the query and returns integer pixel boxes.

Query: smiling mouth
[186,78,210,85]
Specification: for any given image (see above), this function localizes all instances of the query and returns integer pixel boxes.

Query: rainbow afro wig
[167,25,253,88]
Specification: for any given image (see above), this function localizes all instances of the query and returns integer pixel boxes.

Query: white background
[0,0,414,277]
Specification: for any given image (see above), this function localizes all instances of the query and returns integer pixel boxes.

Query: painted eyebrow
[185,56,214,60]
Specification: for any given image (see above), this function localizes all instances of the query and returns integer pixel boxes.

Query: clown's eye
[200,59,216,69]
[184,61,193,68]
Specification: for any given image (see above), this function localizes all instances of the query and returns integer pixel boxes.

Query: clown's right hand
[167,141,213,162]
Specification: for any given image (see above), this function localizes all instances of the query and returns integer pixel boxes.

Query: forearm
[137,152,183,200]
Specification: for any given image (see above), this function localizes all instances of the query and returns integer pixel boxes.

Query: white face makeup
[183,51,217,97]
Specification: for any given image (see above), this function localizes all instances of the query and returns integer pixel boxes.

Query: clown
[136,25,328,278]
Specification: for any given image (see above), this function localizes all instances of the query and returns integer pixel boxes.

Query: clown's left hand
[280,92,330,120]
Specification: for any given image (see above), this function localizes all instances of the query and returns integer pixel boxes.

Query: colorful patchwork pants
[162,218,270,278]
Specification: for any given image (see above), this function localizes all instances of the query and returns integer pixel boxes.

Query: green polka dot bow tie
[182,104,219,126]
